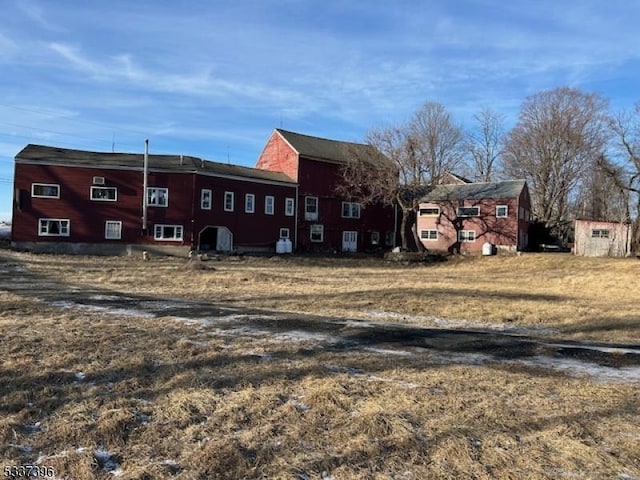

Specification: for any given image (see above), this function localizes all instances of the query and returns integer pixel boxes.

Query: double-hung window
[91,186,117,201]
[496,205,508,218]
[341,202,361,218]
[38,219,69,237]
[245,194,255,213]
[285,198,295,216]
[224,192,235,212]
[305,196,318,221]
[201,189,212,210]
[265,196,275,215]
[310,224,324,242]
[147,187,168,207]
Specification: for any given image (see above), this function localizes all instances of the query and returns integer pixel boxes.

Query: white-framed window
[371,231,380,245]
[38,218,69,237]
[285,197,295,216]
[265,195,275,215]
[496,205,508,218]
[154,224,183,241]
[458,230,476,242]
[280,228,290,239]
[419,207,440,216]
[91,186,117,201]
[224,191,234,212]
[591,229,610,238]
[105,221,122,240]
[147,187,168,207]
[245,193,255,213]
[310,224,324,243]
[305,196,318,221]
[201,189,212,210]
[32,183,60,199]
[457,206,479,217]
[420,229,438,241]
[341,202,361,219]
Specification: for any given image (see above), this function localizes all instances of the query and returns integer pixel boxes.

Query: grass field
[1,250,639,479]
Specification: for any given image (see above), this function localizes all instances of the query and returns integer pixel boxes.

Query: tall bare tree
[600,103,640,250]
[339,101,463,250]
[503,87,608,240]
[464,107,505,182]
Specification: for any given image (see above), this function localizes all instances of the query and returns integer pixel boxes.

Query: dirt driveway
[3,255,639,384]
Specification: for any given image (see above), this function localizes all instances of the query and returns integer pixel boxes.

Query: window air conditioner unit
[93,176,105,185]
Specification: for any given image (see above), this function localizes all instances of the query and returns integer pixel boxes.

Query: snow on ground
[366,310,558,335]
[35,296,640,384]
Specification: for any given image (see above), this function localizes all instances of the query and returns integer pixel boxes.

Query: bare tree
[600,104,640,250]
[339,101,464,251]
[464,107,505,182]
[503,87,608,240]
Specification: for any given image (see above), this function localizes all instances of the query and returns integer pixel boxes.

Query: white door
[342,231,358,252]
[216,227,233,252]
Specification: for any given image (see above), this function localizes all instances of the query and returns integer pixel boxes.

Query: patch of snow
[618,473,640,480]
[75,372,86,381]
[10,444,33,453]
[363,347,414,357]
[48,300,154,318]
[366,375,419,389]
[24,422,42,434]
[271,330,340,344]
[515,356,640,383]
[544,343,640,355]
[95,448,120,473]
[341,319,374,328]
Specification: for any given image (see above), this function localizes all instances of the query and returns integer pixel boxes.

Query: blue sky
[1,0,639,221]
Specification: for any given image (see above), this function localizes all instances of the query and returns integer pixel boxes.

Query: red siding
[417,194,529,253]
[255,132,299,181]
[12,162,296,251]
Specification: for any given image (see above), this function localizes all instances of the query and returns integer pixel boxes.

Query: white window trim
[420,229,439,241]
[279,228,290,239]
[457,206,480,217]
[496,205,508,218]
[285,197,295,216]
[38,218,70,237]
[419,207,440,216]
[371,231,380,245]
[154,224,183,241]
[310,224,324,243]
[265,195,275,215]
[591,229,610,238]
[245,193,255,213]
[341,201,361,219]
[31,183,60,199]
[105,221,122,240]
[90,186,118,202]
[305,196,318,221]
[458,230,476,243]
[201,189,212,210]
[224,191,235,212]
[147,187,168,207]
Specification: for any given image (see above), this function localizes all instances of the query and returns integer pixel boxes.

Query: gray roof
[276,129,388,165]
[420,180,527,202]
[16,144,295,184]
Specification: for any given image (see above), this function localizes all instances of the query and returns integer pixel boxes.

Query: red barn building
[12,145,296,255]
[256,129,396,252]
[416,180,531,253]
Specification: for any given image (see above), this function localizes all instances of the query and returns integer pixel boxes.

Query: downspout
[393,202,398,247]
[294,184,299,250]
[190,164,196,251]
[142,139,149,234]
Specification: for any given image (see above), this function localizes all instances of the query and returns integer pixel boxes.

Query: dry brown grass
[1,250,639,479]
